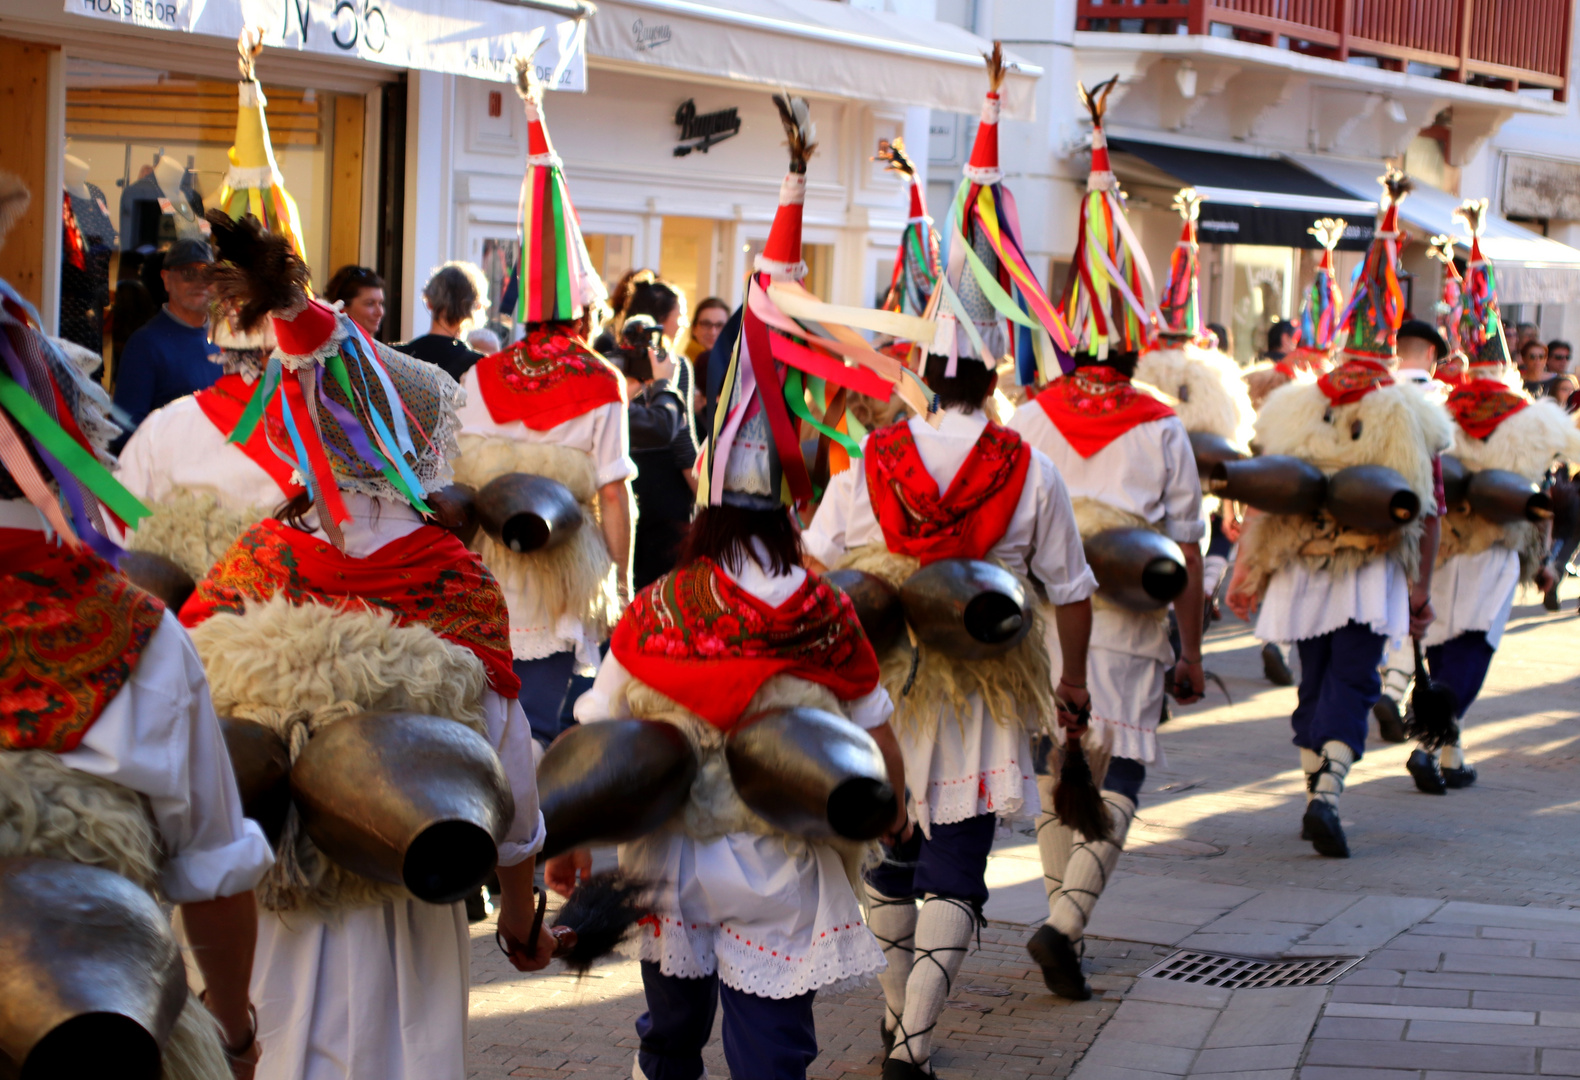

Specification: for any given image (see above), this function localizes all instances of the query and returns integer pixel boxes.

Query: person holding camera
[620,315,698,590]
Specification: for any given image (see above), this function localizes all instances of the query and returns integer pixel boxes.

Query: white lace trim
[753,256,807,280]
[1089,710,1163,768]
[777,172,807,207]
[627,912,886,1000]
[918,763,1037,831]
[508,623,601,672]
[980,92,1001,126]
[962,164,1003,185]
[222,164,281,191]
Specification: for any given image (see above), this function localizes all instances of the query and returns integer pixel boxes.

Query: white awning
[1292,154,1580,305]
[585,0,1040,119]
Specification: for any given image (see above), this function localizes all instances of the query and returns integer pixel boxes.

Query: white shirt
[803,409,1098,605]
[116,390,288,512]
[298,492,546,863]
[1007,398,1206,546]
[456,366,636,664]
[1,500,274,903]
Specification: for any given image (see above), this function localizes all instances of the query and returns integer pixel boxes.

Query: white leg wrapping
[891,895,976,1066]
[1380,639,1413,703]
[1309,741,1354,808]
[1300,748,1323,804]
[1440,744,1465,770]
[865,887,917,1043]
[1036,774,1075,924]
[1203,554,1228,597]
[1047,792,1136,956]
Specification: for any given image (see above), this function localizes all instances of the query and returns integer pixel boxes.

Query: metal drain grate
[1138,950,1361,989]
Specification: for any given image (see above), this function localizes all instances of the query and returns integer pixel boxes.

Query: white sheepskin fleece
[189,597,490,912]
[452,434,618,637]
[126,489,272,580]
[1451,397,1580,480]
[1135,344,1256,447]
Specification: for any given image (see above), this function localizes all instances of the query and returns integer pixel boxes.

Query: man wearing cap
[112,237,220,436]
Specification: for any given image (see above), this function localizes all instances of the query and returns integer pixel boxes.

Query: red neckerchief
[611,557,879,731]
[181,519,520,698]
[475,325,625,432]
[1035,365,1177,459]
[193,373,305,499]
[0,529,165,751]
[1317,358,1395,405]
[1445,378,1529,440]
[865,419,1031,563]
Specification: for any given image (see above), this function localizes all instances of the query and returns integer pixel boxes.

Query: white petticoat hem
[509,624,602,673]
[1089,712,1163,768]
[917,768,1038,834]
[624,913,887,1000]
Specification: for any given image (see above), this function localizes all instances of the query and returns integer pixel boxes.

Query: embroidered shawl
[1035,365,1176,458]
[180,519,520,697]
[475,325,624,432]
[0,529,165,751]
[611,557,879,730]
[1445,378,1530,441]
[1317,358,1395,405]
[865,420,1030,564]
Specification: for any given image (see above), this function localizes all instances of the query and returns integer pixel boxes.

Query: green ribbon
[956,226,1038,330]
[228,361,279,445]
[784,369,862,460]
[324,351,432,514]
[0,371,149,528]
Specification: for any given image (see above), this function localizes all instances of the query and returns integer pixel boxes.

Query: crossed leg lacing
[864,889,917,1047]
[888,895,980,1068]
[1046,792,1136,960]
[1306,741,1353,808]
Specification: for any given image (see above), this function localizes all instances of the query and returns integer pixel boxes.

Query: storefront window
[1226,244,1296,366]
[62,60,349,388]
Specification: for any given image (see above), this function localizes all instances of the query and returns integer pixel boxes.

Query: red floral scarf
[611,557,879,730]
[1446,378,1529,440]
[475,326,625,432]
[181,519,520,697]
[1035,365,1177,459]
[0,529,165,751]
[193,373,305,499]
[1317,358,1395,405]
[865,420,1031,564]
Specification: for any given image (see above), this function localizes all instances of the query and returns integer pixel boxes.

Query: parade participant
[116,32,307,581]
[1228,171,1454,858]
[451,58,631,746]
[0,172,273,1080]
[180,209,553,1080]
[1409,199,1580,792]
[1135,187,1255,617]
[1243,219,1349,686]
[1007,77,1204,1001]
[546,93,905,1080]
[805,56,1097,1073]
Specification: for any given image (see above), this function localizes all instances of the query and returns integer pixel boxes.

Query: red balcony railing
[1076,0,1573,100]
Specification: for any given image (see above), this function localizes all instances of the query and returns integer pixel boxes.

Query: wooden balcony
[1075,0,1573,100]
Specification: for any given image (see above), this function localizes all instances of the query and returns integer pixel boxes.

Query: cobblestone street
[468,595,1580,1079]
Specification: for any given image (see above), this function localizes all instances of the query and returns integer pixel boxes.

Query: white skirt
[620,829,885,999]
[1045,605,1171,766]
[898,694,1040,836]
[251,901,469,1080]
[1425,546,1520,649]
[1256,557,1409,649]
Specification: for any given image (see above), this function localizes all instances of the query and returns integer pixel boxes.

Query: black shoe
[1443,763,1478,789]
[881,1058,934,1080]
[1545,587,1561,612]
[1262,643,1294,687]
[1407,749,1447,795]
[1373,696,1407,743]
[1027,924,1092,1001]
[464,887,492,923]
[1302,801,1350,858]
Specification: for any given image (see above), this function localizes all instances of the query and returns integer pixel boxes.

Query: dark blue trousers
[1033,735,1146,806]
[1292,620,1387,760]
[636,962,817,1080]
[512,651,577,745]
[864,812,996,905]
[1426,630,1496,720]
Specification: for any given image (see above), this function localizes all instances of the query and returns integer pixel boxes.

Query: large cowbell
[899,558,1031,659]
[1083,528,1188,612]
[0,857,187,1080]
[475,473,584,553]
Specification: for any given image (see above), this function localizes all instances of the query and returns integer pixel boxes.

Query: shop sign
[65,0,589,90]
[673,99,739,158]
[1503,154,1580,221]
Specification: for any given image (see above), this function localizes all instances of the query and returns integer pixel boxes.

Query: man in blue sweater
[113,238,219,439]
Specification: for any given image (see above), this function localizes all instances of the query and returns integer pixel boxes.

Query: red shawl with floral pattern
[1035,365,1176,458]
[180,519,520,697]
[1317,358,1395,405]
[0,529,165,751]
[1445,378,1529,440]
[865,420,1030,564]
[475,326,625,431]
[611,557,879,730]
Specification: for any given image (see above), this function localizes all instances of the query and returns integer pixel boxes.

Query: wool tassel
[1052,696,1111,843]
[1406,637,1459,751]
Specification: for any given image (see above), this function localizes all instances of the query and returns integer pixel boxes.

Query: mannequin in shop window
[60,152,117,360]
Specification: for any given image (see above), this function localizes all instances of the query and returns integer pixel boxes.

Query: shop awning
[1292,154,1580,305]
[1110,139,1375,250]
[584,0,1041,118]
